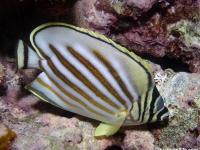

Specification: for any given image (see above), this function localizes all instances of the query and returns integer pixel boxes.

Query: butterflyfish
[16,22,169,137]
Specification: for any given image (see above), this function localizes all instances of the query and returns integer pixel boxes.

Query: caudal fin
[16,40,40,71]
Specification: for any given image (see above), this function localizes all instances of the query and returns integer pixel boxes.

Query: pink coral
[92,0,200,72]
[35,113,79,132]
[126,0,157,10]
[0,0,200,149]
[189,58,200,73]
[180,132,197,149]
[74,0,117,34]
[123,130,154,150]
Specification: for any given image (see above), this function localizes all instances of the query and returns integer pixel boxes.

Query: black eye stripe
[149,86,159,112]
[152,86,160,102]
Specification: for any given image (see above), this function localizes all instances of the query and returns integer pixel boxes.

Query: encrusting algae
[0,0,200,149]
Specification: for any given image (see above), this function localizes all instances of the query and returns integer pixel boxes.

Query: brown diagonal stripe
[36,77,77,108]
[67,46,127,110]
[36,45,49,59]
[93,50,133,103]
[39,61,105,116]
[49,44,121,111]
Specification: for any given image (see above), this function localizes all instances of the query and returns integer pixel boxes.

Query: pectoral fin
[94,111,128,137]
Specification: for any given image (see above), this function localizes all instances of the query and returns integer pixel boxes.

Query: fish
[16,22,169,137]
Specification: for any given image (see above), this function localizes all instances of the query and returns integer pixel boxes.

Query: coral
[82,0,200,72]
[35,113,82,146]
[73,0,117,34]
[166,19,200,73]
[0,0,200,149]
[95,0,158,19]
[153,71,168,85]
[0,124,16,150]
[151,107,199,148]
[123,130,154,150]
[161,72,200,108]
[150,72,200,149]
[2,61,41,119]
[189,58,200,73]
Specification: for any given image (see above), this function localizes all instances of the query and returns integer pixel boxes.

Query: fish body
[16,22,169,136]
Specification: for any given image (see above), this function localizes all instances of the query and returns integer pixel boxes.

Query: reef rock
[148,63,200,149]
[72,0,200,73]
[0,0,200,149]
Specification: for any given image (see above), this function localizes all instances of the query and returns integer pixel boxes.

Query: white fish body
[17,22,169,137]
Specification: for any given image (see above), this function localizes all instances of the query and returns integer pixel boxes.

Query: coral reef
[166,19,200,73]
[74,0,200,73]
[123,130,154,150]
[148,62,200,149]
[0,0,200,149]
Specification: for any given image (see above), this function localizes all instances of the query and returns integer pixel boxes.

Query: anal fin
[95,111,128,137]
[95,122,121,137]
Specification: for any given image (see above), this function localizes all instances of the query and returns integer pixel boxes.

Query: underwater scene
[0,0,200,149]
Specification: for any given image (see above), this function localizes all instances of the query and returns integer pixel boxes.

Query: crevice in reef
[140,54,191,72]
[105,145,123,150]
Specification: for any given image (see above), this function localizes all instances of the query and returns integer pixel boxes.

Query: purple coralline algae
[73,0,200,73]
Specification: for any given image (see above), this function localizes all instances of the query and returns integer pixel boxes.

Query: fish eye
[156,96,164,111]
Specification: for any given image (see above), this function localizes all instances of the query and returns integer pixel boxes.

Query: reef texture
[0,0,200,149]
[149,63,200,149]
[0,54,200,149]
[71,0,200,73]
